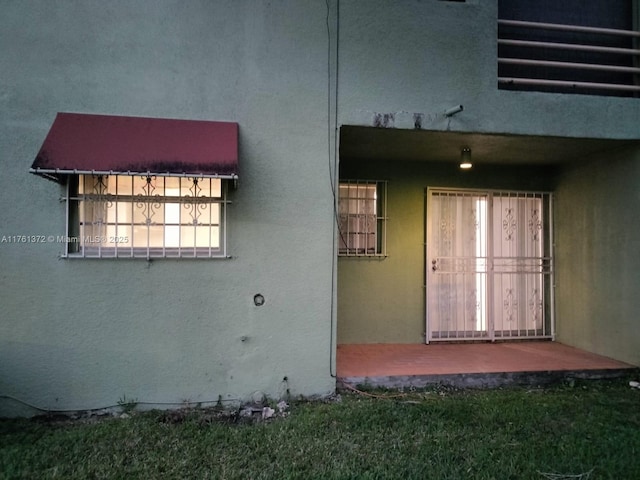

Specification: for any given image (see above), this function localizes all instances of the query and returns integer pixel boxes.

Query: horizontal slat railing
[498,78,640,93]
[498,19,640,95]
[498,39,640,57]
[499,58,640,75]
[498,19,640,38]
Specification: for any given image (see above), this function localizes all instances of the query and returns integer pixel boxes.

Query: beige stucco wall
[554,147,640,367]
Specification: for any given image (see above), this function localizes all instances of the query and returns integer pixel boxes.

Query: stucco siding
[338,0,640,140]
[0,0,336,416]
[2,0,640,416]
[555,147,640,366]
[336,0,640,355]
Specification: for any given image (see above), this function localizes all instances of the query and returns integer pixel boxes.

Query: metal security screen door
[426,188,554,342]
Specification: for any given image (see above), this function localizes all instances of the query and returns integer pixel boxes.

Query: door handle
[432,259,437,272]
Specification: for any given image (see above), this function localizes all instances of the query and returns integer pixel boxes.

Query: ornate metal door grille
[426,188,554,342]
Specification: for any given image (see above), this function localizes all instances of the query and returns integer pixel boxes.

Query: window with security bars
[64,174,227,258]
[338,181,387,256]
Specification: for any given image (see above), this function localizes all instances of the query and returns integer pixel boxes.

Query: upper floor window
[498,0,640,97]
[338,180,387,257]
[65,174,227,259]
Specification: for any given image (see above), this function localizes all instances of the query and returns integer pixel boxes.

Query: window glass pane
[82,198,94,225]
[211,179,222,198]
[132,226,148,248]
[74,174,226,257]
[132,176,154,196]
[210,226,220,249]
[105,224,117,245]
[148,226,164,248]
[180,226,197,247]
[116,175,132,195]
[339,189,349,215]
[106,175,118,193]
[165,189,181,201]
[79,174,94,195]
[105,201,118,223]
[116,201,131,224]
[178,225,216,248]
[164,176,181,194]
[86,201,107,225]
[114,225,132,248]
[165,226,180,247]
[165,202,181,225]
[181,203,206,226]
[338,181,385,256]
[210,203,220,225]
[132,203,146,225]
[194,226,211,247]
[197,203,211,225]
[132,201,163,225]
[181,178,197,197]
[82,222,95,242]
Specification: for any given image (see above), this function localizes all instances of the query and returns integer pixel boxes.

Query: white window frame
[62,174,229,259]
[338,180,387,257]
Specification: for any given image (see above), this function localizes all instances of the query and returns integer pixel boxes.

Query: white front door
[425,188,554,342]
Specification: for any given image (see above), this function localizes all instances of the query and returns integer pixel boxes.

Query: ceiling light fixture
[460,147,472,169]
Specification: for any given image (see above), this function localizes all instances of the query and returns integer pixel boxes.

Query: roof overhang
[30,113,239,182]
[340,126,640,166]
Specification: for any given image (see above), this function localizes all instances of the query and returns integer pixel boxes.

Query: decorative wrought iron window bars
[338,180,388,257]
[63,174,229,259]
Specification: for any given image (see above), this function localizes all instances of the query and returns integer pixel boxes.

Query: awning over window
[30,112,239,181]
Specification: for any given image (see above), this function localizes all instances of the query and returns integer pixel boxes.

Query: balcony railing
[498,19,640,97]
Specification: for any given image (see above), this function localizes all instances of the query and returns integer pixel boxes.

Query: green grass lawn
[1,379,639,479]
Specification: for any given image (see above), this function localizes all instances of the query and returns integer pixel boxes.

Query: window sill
[64,247,229,259]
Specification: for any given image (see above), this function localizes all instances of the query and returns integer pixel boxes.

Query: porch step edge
[337,367,639,390]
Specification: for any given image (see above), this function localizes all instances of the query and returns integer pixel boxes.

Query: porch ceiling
[339,126,640,166]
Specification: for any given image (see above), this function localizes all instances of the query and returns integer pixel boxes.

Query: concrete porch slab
[337,342,637,389]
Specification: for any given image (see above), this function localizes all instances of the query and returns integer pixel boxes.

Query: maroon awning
[30,112,239,181]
